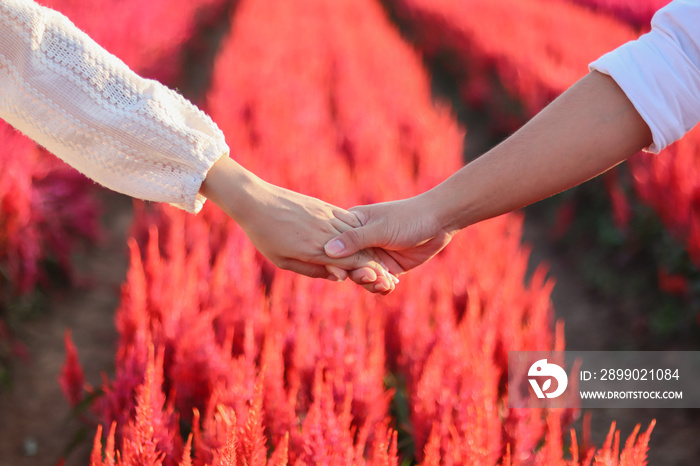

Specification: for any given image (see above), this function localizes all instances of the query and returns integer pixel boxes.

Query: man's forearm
[428,71,653,233]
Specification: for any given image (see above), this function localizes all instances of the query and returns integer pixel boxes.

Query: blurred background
[1,0,699,464]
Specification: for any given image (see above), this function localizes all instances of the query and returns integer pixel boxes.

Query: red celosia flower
[119,343,180,466]
[0,124,100,297]
[604,169,632,232]
[210,406,237,466]
[90,422,118,466]
[267,433,289,466]
[179,434,194,466]
[59,329,86,408]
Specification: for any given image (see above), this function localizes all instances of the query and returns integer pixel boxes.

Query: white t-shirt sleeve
[590,0,700,153]
[0,0,228,213]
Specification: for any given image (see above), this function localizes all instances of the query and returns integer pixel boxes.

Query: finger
[348,267,378,285]
[318,247,380,272]
[368,248,406,277]
[280,259,338,280]
[347,206,370,225]
[357,275,394,294]
[325,265,348,282]
[344,258,399,288]
[332,208,363,229]
[372,275,395,295]
[324,226,374,258]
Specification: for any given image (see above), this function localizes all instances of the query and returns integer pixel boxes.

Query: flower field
[1,0,676,464]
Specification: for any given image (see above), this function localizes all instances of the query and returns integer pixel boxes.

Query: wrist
[422,176,473,236]
[199,155,265,225]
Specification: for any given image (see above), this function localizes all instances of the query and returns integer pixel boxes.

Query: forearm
[428,71,653,233]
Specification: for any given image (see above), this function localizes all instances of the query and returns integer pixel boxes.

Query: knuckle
[351,254,367,269]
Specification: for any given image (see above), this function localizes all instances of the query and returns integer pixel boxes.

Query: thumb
[324,225,374,258]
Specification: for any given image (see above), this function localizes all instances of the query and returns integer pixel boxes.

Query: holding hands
[201,153,457,295]
[200,156,399,294]
[202,71,654,295]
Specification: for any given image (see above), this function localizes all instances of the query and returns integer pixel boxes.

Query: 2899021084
[599,368,679,381]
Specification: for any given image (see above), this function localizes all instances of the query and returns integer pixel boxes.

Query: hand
[324,196,455,275]
[235,181,398,293]
[200,156,398,294]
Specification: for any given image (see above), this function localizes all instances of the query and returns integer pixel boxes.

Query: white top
[590,0,700,154]
[0,0,228,213]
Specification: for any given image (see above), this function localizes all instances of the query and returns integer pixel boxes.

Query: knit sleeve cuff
[171,140,229,214]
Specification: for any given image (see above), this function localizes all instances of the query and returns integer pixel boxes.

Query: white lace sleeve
[0,0,228,213]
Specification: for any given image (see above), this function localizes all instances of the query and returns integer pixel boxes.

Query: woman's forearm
[428,71,653,233]
[199,155,264,224]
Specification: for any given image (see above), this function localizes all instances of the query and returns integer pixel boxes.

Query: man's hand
[324,196,454,275]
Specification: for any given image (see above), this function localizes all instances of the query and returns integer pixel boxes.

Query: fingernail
[378,266,389,278]
[391,275,400,284]
[376,282,389,292]
[327,274,344,282]
[325,239,345,256]
[362,275,375,284]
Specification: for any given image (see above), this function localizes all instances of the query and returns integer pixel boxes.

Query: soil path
[0,192,131,466]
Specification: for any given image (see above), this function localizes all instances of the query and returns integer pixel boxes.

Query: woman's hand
[200,156,397,294]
